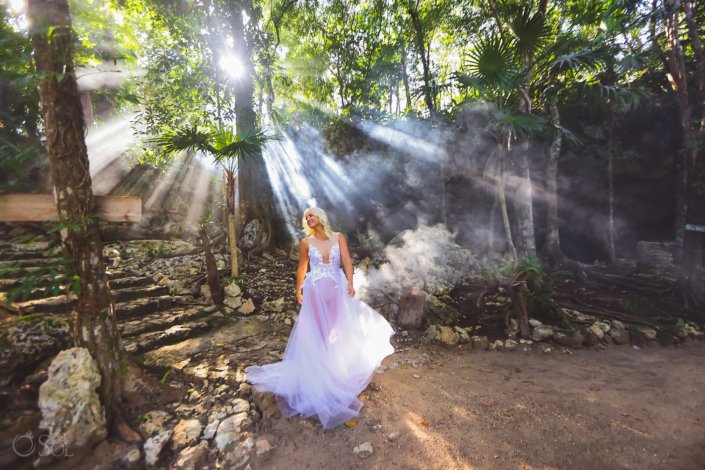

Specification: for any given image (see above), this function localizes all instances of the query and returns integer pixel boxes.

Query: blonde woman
[245,207,394,429]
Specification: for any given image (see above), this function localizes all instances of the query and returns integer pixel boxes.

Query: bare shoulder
[337,232,347,244]
[301,237,310,247]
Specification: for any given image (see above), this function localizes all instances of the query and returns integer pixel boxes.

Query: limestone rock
[203,419,220,440]
[221,448,249,470]
[200,285,212,302]
[532,324,553,342]
[493,340,504,352]
[239,219,262,251]
[471,335,488,351]
[139,410,172,440]
[262,297,285,313]
[388,432,400,442]
[609,328,630,344]
[505,339,518,351]
[255,439,272,456]
[38,348,107,450]
[231,398,250,414]
[171,419,202,451]
[224,296,243,309]
[122,447,141,465]
[439,326,459,347]
[553,329,583,349]
[588,324,605,340]
[636,241,675,271]
[0,314,72,385]
[253,389,279,418]
[579,327,598,346]
[214,413,250,452]
[238,299,256,315]
[424,295,460,325]
[594,322,611,332]
[454,326,470,344]
[145,429,172,466]
[224,283,242,298]
[353,442,374,458]
[424,325,439,340]
[171,441,209,470]
[640,328,657,340]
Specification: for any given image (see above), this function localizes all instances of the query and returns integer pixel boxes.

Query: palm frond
[465,37,516,89]
[212,127,280,171]
[491,108,541,138]
[151,126,214,156]
[508,7,550,57]
[616,52,650,74]
[577,82,650,111]
[550,47,610,74]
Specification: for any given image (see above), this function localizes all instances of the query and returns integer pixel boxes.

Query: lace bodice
[305,233,343,288]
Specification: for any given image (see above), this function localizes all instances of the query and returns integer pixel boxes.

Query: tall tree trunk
[661,0,704,296]
[499,136,517,261]
[27,0,125,424]
[674,152,688,247]
[231,1,279,254]
[607,147,616,262]
[683,0,705,127]
[541,102,565,261]
[400,39,412,111]
[225,170,239,276]
[513,18,540,259]
[406,0,435,118]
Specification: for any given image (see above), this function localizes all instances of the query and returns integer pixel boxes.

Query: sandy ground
[246,341,705,470]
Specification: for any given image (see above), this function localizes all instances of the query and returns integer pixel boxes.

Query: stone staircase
[0,239,231,376]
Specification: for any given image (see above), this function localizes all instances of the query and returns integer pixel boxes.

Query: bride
[244,207,395,429]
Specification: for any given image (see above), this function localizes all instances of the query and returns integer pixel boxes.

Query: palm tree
[154,124,276,278]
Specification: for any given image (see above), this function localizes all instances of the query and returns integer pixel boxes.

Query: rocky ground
[1,228,704,470]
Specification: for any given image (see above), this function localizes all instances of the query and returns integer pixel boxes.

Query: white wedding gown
[244,233,395,429]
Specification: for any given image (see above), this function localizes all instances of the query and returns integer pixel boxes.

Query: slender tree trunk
[224,170,239,277]
[674,153,688,247]
[200,227,224,305]
[400,40,412,111]
[27,0,125,424]
[541,102,565,261]
[499,136,517,261]
[230,2,280,254]
[406,0,435,118]
[607,148,616,262]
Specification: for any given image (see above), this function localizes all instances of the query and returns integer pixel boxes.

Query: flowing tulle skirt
[244,270,395,429]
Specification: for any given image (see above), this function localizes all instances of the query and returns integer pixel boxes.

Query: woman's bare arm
[296,239,310,304]
[338,233,356,296]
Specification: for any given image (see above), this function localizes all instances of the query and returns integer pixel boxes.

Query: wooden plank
[685,224,705,233]
[0,194,142,222]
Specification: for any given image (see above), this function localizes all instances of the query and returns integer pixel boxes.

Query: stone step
[0,248,63,261]
[112,284,169,303]
[2,279,162,303]
[115,295,196,320]
[124,314,225,354]
[8,295,71,315]
[0,257,64,269]
[0,270,130,293]
[108,276,154,290]
[0,240,54,252]
[119,305,218,338]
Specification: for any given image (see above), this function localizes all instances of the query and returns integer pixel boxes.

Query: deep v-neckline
[309,241,340,266]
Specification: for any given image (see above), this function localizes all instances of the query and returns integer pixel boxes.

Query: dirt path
[250,342,705,470]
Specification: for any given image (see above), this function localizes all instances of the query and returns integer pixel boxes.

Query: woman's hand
[297,289,303,304]
[347,283,355,297]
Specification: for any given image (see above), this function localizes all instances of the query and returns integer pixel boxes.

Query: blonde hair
[302,207,333,239]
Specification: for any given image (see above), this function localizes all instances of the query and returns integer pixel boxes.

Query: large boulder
[636,241,675,272]
[553,329,583,349]
[38,348,107,452]
[0,315,72,386]
[355,225,481,313]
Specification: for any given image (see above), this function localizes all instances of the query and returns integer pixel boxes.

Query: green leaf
[504,412,514,417]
